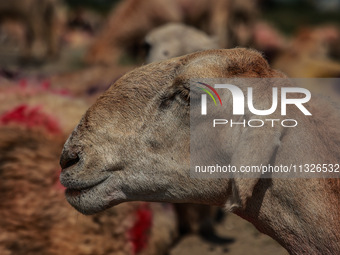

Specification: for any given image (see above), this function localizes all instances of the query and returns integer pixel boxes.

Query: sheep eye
[159,88,189,110]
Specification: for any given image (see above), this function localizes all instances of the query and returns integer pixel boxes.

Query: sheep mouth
[64,175,119,215]
[65,176,109,198]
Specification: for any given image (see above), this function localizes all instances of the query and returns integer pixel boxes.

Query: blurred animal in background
[85,0,258,65]
[85,0,181,65]
[0,20,26,57]
[145,23,219,63]
[0,82,85,134]
[224,0,258,47]
[50,65,134,102]
[0,0,66,62]
[0,85,178,255]
[252,21,287,63]
[273,25,340,78]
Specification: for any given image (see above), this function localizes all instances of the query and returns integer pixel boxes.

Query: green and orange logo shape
[197,82,222,106]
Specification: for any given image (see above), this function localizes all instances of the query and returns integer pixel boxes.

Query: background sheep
[0,0,66,62]
[0,89,177,255]
[0,83,87,134]
[145,23,219,63]
[273,26,340,78]
[85,0,258,65]
[49,65,134,102]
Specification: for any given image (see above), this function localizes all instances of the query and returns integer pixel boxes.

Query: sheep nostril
[60,151,80,170]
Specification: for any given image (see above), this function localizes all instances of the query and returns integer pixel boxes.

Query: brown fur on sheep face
[61,48,340,255]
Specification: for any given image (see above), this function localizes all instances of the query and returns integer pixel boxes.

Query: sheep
[273,26,340,78]
[0,82,88,134]
[0,91,177,255]
[60,48,340,255]
[254,25,340,97]
[0,0,65,61]
[0,65,133,104]
[144,23,219,63]
[85,0,257,65]
[252,21,287,63]
[49,65,134,102]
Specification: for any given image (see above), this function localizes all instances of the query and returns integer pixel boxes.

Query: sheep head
[60,48,280,215]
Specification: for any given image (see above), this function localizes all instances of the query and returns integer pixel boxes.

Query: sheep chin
[65,177,111,215]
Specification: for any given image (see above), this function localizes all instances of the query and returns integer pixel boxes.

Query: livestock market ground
[171,213,288,255]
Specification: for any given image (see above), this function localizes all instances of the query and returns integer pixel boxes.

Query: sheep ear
[228,118,283,207]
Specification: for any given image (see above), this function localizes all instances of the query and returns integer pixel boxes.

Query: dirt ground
[171,213,288,255]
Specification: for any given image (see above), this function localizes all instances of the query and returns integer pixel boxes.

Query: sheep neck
[233,179,340,255]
